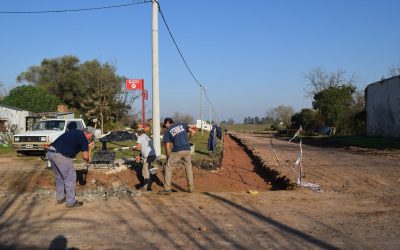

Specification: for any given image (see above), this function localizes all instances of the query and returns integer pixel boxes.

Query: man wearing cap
[47,123,94,208]
[132,127,156,191]
[158,118,197,195]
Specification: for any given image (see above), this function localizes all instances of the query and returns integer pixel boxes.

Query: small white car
[13,118,86,155]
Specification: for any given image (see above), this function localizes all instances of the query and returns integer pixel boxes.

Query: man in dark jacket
[47,123,94,208]
[158,118,196,195]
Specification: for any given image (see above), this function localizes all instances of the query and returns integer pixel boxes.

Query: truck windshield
[32,121,65,131]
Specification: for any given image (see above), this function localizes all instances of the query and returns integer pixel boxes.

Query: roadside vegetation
[1,55,141,133]
[222,67,400,150]
[0,144,13,157]
[221,124,273,133]
[94,130,223,162]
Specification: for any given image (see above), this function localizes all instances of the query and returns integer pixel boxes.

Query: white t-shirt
[137,134,156,157]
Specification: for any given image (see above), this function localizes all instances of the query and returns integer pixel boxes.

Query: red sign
[125,79,144,90]
[143,90,148,100]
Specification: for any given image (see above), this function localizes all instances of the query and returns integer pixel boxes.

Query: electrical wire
[156,1,202,88]
[1,0,219,121]
[156,1,219,121]
[0,1,151,14]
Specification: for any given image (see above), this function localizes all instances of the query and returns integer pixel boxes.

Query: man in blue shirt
[47,123,94,207]
[158,118,197,195]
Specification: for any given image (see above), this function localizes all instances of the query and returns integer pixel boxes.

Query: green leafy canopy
[1,85,62,113]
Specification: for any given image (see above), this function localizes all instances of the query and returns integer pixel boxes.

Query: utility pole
[152,0,161,156]
[200,85,203,135]
[209,101,212,125]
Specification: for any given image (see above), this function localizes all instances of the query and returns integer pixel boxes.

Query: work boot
[66,201,83,208]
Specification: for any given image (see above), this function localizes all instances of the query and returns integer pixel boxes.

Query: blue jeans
[47,152,76,205]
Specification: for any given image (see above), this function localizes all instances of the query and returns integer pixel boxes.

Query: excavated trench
[0,132,291,201]
[228,133,293,190]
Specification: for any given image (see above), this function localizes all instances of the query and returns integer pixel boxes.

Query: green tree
[16,56,134,133]
[17,55,85,109]
[312,85,356,134]
[1,85,61,113]
[291,108,323,132]
[79,60,129,133]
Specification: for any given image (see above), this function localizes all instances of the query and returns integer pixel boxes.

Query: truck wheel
[17,151,24,157]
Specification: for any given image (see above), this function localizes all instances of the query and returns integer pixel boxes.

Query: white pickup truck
[13,118,86,155]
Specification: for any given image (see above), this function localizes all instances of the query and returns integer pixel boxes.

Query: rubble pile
[0,184,143,203]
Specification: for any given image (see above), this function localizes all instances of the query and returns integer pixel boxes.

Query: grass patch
[0,145,14,156]
[190,132,223,162]
[88,133,223,163]
[221,124,273,133]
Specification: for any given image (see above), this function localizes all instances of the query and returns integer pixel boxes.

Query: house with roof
[0,104,74,133]
[0,104,39,133]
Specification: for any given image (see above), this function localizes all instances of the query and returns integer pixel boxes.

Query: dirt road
[0,134,399,249]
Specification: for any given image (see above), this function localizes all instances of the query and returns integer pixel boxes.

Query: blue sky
[1,0,399,123]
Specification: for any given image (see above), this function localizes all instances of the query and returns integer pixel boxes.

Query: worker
[132,127,156,191]
[158,118,197,195]
[46,123,94,208]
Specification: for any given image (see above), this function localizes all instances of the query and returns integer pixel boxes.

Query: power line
[1,0,219,121]
[156,1,219,122]
[204,90,212,105]
[156,2,202,88]
[0,1,151,14]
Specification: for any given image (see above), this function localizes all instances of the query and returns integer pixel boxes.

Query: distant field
[221,124,272,133]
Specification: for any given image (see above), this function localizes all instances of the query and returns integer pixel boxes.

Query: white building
[196,119,212,131]
[365,75,400,137]
[0,104,75,133]
[0,104,38,133]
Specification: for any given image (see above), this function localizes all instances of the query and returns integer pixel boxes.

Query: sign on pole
[125,79,144,90]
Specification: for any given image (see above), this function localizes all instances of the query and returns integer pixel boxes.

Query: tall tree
[267,105,294,128]
[312,85,356,133]
[388,65,400,77]
[305,68,357,96]
[291,108,323,131]
[79,60,126,133]
[172,112,194,124]
[16,56,133,133]
[1,85,61,113]
[17,56,85,108]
